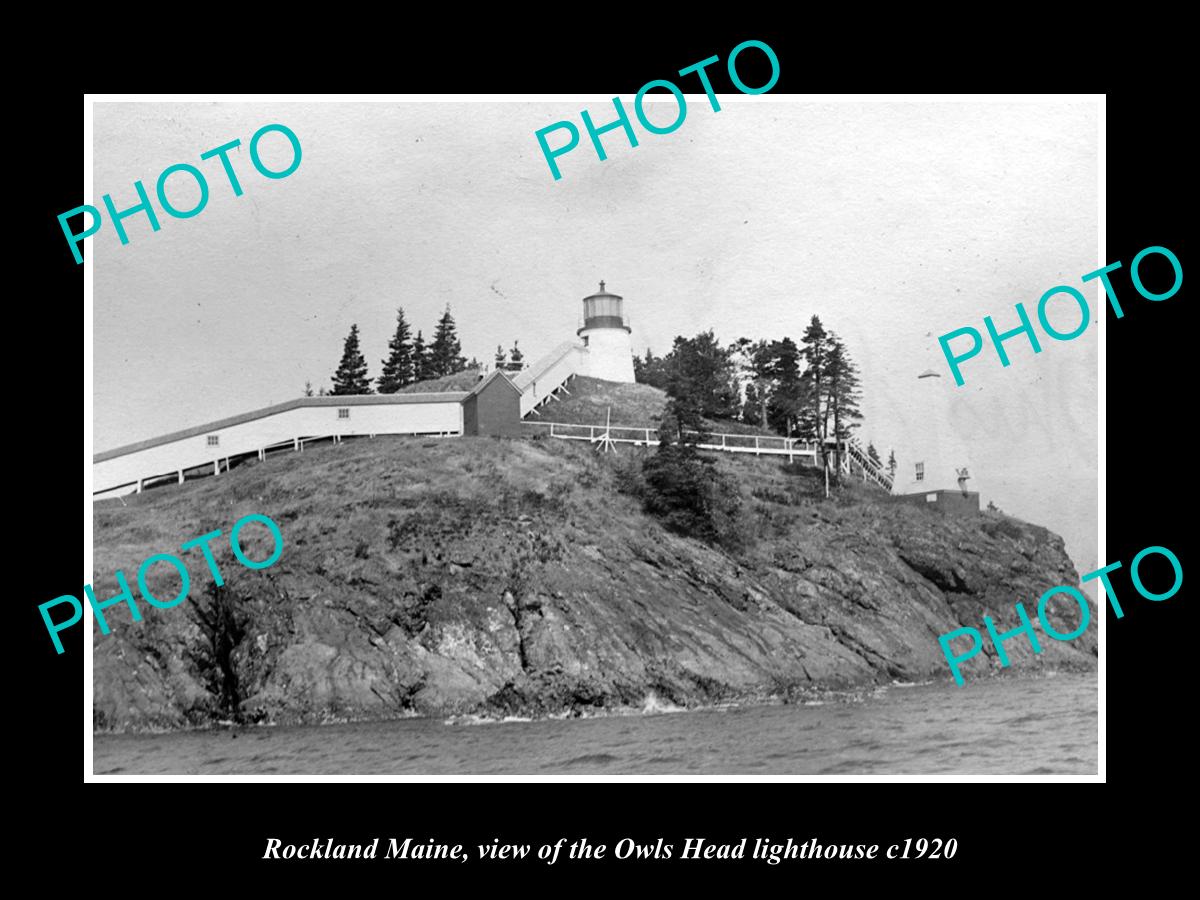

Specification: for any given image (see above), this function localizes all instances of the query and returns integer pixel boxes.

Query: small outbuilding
[897,488,981,514]
[462,369,524,437]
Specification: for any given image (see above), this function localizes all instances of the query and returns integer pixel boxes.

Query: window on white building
[915,461,924,481]
[207,435,219,447]
[338,408,350,419]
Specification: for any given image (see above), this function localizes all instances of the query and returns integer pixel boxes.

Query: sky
[92,100,1099,578]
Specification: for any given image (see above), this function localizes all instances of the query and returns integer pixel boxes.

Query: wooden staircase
[839,437,894,492]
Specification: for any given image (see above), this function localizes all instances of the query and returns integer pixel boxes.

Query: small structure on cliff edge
[895,369,980,514]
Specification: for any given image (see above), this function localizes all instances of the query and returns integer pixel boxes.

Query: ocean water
[93,671,1097,776]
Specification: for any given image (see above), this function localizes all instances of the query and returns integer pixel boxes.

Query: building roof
[465,368,522,398]
[94,392,469,462]
[583,279,622,301]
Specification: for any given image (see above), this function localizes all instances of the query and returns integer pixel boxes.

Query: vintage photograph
[88,99,1099,774]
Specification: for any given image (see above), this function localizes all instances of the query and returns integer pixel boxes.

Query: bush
[186,582,249,720]
[639,442,744,551]
[611,450,646,498]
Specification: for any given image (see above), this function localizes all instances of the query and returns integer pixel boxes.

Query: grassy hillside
[528,376,773,436]
[92,433,1096,732]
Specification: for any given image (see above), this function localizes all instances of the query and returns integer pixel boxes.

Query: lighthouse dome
[579,280,631,334]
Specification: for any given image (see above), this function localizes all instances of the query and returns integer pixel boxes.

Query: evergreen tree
[412,330,429,382]
[467,356,480,369]
[867,442,882,467]
[640,442,743,550]
[330,324,372,395]
[742,382,764,428]
[494,344,507,370]
[303,381,314,397]
[730,338,775,429]
[634,348,669,390]
[377,307,415,393]
[823,334,863,472]
[507,340,524,371]
[799,315,830,443]
[662,331,740,439]
[766,337,805,437]
[748,340,776,430]
[429,306,466,377]
[887,449,897,478]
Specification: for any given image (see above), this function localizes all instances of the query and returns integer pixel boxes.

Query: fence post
[646,428,652,445]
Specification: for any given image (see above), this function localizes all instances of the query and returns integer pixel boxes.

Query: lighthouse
[578,281,636,383]
[898,368,980,513]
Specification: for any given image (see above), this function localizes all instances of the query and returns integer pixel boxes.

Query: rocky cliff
[92,434,1096,732]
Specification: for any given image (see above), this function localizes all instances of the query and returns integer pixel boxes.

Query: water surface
[94,671,1097,775]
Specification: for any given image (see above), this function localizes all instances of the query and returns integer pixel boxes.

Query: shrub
[611,450,646,497]
[639,442,744,551]
[186,582,249,720]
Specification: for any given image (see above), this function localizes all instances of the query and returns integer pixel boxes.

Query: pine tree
[303,381,314,397]
[377,307,415,393]
[742,382,764,427]
[867,442,882,467]
[330,324,372,395]
[494,344,507,371]
[766,337,805,437]
[730,338,775,429]
[823,334,863,472]
[748,339,776,430]
[429,306,466,378]
[508,340,524,371]
[662,331,739,439]
[412,330,429,382]
[799,315,829,443]
[887,449,897,478]
[634,348,669,389]
[640,442,743,550]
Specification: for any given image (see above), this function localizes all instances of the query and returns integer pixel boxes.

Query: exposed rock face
[92,436,1095,732]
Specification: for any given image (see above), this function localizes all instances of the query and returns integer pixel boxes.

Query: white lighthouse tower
[578,281,636,383]
[898,368,980,512]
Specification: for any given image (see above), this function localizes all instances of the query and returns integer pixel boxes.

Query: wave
[642,691,683,715]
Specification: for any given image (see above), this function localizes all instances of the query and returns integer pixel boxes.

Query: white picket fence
[525,421,820,463]
[526,421,895,491]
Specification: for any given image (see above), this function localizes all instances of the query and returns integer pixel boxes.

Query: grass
[526,376,776,437]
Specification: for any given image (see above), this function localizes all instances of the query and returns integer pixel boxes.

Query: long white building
[93,282,641,499]
[93,393,468,499]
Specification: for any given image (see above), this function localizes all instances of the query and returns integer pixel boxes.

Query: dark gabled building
[462,369,524,437]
